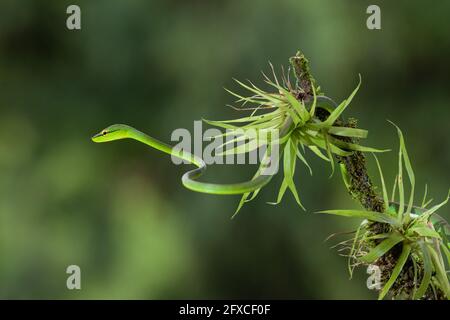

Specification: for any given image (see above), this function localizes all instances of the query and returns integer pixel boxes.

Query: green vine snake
[92,96,337,195]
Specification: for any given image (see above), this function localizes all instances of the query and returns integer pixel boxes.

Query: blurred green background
[0,0,449,299]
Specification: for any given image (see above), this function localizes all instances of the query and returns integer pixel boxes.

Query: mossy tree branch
[290,51,384,213]
[289,51,445,300]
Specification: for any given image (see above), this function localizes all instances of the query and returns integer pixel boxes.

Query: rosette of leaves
[204,66,388,215]
[319,124,450,299]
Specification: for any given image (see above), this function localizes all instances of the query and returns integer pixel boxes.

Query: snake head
[91,124,131,142]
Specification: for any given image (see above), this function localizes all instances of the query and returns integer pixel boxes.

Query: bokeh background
[0,0,449,299]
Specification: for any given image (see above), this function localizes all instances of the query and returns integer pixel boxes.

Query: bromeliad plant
[204,58,387,215]
[319,125,450,299]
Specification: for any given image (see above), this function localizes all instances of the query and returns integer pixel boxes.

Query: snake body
[92,96,336,195]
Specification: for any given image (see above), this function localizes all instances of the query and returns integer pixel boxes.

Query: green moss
[289,50,322,99]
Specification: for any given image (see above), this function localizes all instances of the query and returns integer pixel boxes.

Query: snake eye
[102,131,107,135]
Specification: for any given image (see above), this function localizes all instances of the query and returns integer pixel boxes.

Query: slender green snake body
[92,97,336,195]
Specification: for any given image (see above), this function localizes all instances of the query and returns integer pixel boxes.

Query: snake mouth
[91,132,104,139]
